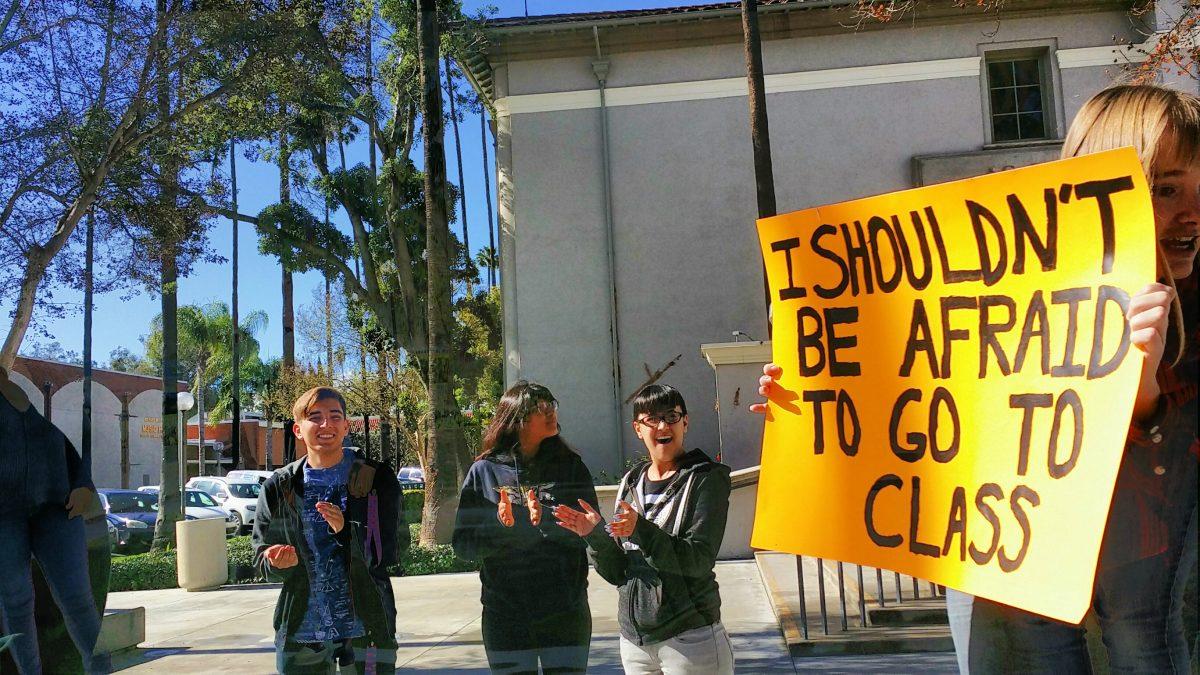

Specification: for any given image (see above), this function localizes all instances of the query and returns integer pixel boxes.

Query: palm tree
[176,303,268,476]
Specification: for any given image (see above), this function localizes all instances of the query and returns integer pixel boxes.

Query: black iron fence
[793,555,945,639]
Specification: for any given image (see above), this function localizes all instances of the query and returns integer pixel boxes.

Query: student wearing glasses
[452,381,601,674]
[555,384,735,674]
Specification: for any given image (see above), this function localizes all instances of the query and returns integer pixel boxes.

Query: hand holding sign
[749,364,783,414]
[1128,282,1174,421]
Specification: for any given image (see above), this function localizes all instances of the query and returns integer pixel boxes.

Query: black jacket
[586,449,731,646]
[0,396,92,518]
[251,451,403,656]
[452,439,599,616]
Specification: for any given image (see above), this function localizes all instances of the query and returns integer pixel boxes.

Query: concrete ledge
[96,607,145,654]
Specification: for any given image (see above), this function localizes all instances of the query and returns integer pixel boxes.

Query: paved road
[108,560,800,673]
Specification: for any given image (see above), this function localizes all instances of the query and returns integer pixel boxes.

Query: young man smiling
[555,384,734,674]
[252,386,403,673]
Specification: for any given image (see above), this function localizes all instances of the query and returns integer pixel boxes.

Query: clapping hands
[496,488,542,527]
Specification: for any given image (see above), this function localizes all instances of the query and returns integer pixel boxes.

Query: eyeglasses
[635,411,683,427]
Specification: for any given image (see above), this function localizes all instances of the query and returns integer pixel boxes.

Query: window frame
[979,41,1064,147]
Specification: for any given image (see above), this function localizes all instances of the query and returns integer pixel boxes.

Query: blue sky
[10,0,697,366]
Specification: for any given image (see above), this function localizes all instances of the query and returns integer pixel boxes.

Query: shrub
[227,535,265,584]
[388,523,479,577]
[401,489,423,525]
[109,549,178,591]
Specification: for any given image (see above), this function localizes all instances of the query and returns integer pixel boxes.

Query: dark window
[229,483,261,499]
[107,492,158,514]
[987,58,1047,142]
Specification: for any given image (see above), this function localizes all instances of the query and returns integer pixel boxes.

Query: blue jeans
[0,505,108,674]
[969,516,1197,674]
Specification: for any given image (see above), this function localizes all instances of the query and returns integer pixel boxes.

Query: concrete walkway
[108,560,796,673]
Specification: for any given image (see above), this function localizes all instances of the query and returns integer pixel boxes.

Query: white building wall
[51,380,123,489]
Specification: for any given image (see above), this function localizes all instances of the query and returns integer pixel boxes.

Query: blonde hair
[1062,84,1200,366]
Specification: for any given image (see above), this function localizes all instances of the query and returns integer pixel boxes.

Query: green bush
[227,535,265,584]
[388,523,479,577]
[110,523,479,591]
[401,489,423,525]
[109,549,179,591]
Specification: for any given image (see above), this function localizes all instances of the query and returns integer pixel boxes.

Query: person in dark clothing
[0,366,109,675]
[252,386,403,674]
[555,384,734,674]
[452,381,600,674]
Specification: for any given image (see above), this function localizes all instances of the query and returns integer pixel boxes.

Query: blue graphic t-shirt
[295,449,364,643]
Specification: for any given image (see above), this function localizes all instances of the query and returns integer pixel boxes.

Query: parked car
[182,489,240,537]
[137,485,159,494]
[396,466,425,488]
[186,477,260,534]
[97,489,157,552]
[224,469,276,485]
[98,488,239,544]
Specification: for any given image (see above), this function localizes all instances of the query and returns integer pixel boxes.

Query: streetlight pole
[177,391,196,510]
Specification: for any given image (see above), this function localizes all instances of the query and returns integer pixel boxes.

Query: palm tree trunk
[481,112,497,288]
[444,57,470,264]
[280,125,295,370]
[230,139,241,469]
[152,0,182,551]
[740,0,776,318]
[418,0,470,545]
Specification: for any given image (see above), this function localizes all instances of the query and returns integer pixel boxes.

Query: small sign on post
[752,148,1154,623]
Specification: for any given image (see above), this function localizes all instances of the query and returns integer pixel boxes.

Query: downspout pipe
[593,25,625,470]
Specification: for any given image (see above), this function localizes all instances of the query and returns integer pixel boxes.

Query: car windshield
[106,493,157,513]
[228,483,260,499]
[186,491,218,507]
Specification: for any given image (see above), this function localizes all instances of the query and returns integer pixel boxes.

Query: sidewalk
[108,560,795,673]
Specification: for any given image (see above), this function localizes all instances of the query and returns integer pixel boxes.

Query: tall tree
[0,0,313,370]
[151,0,182,551]
[228,0,491,542]
[740,0,777,321]
[279,125,296,370]
[417,0,468,544]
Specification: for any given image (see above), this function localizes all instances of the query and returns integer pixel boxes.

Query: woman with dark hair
[452,380,601,674]
[555,384,734,674]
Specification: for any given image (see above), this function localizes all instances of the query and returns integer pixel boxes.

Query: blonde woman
[966,84,1199,673]
[752,85,1198,672]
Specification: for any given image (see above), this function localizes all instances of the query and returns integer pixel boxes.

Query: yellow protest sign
[751,148,1154,624]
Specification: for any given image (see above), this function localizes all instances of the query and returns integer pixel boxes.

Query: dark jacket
[452,439,599,616]
[586,449,731,646]
[251,451,403,656]
[1101,272,1198,569]
[0,396,92,518]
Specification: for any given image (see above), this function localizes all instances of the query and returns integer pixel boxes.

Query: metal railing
[794,555,945,639]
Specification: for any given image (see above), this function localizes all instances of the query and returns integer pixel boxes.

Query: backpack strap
[365,491,383,562]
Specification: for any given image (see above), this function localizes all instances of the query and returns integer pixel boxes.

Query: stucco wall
[53,380,124,489]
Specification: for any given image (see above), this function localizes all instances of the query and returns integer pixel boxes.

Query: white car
[187,477,261,534]
[225,469,276,485]
[183,489,240,537]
